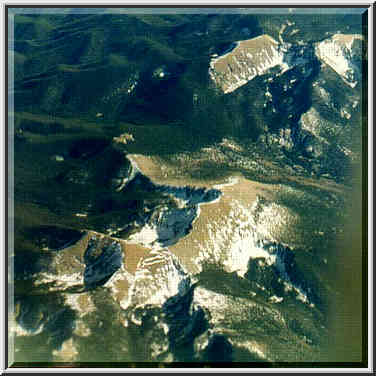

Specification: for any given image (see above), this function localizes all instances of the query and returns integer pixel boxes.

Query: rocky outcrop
[127,205,198,248]
[244,240,315,306]
[163,285,209,349]
[83,236,123,290]
[315,34,363,88]
[209,34,287,93]
[120,251,211,361]
[263,48,320,128]
[33,233,123,292]
[123,250,191,309]
[209,32,363,94]
[126,172,222,248]
[209,34,317,94]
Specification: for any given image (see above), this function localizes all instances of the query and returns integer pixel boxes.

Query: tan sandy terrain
[127,153,277,274]
[170,176,276,273]
[128,153,224,187]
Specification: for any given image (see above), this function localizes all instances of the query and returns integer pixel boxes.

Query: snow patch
[195,198,296,277]
[52,338,78,362]
[124,162,222,249]
[63,293,96,318]
[315,34,363,88]
[11,320,45,337]
[269,295,284,303]
[209,34,288,93]
[34,271,83,291]
[213,176,240,189]
[121,250,191,309]
[233,339,267,359]
[127,223,160,248]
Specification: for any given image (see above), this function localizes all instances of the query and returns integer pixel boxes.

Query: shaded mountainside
[11,12,365,365]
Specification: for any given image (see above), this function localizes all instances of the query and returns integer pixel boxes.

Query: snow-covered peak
[315,34,363,88]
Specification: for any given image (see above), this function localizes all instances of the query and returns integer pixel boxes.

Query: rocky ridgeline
[209,35,287,94]
[25,189,316,309]
[209,33,362,94]
[13,160,323,361]
[208,34,320,94]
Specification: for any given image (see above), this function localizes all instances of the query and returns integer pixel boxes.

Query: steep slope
[315,34,363,88]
